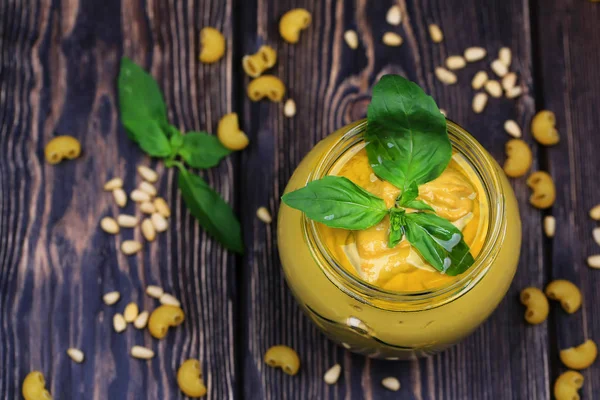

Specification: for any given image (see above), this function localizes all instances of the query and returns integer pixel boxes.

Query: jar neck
[303,119,506,311]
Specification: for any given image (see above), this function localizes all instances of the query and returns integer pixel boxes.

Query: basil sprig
[281,75,474,276]
[118,57,243,253]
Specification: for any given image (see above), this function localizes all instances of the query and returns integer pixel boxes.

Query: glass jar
[277,119,521,359]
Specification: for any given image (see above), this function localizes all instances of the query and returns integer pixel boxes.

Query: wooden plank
[535,1,600,397]
[238,0,550,398]
[0,0,238,398]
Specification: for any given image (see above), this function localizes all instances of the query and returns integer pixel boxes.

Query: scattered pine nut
[587,255,600,269]
[382,377,401,391]
[434,67,457,85]
[504,120,522,138]
[113,313,127,333]
[440,109,447,117]
[502,72,517,91]
[151,212,168,232]
[113,188,127,208]
[103,291,121,305]
[154,197,171,218]
[160,293,181,307]
[491,59,508,77]
[141,218,156,242]
[386,5,402,26]
[140,201,156,214]
[104,178,123,191]
[133,311,149,329]
[499,47,512,67]
[484,80,502,98]
[124,302,139,323]
[117,214,139,228]
[446,55,466,70]
[590,204,600,220]
[323,364,342,385]
[66,348,85,363]
[471,71,488,90]
[544,216,556,238]
[472,93,488,114]
[592,227,600,246]
[284,99,297,117]
[138,166,158,183]
[121,240,142,255]
[139,181,157,197]
[100,217,120,234]
[131,346,155,360]
[464,47,486,62]
[343,30,359,50]
[382,32,403,47]
[428,24,443,43]
[131,189,151,203]
[256,207,272,224]
[506,86,523,99]
[146,285,164,299]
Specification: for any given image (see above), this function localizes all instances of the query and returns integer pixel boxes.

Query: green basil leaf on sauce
[402,200,435,212]
[397,181,419,205]
[387,209,405,248]
[178,131,231,169]
[402,212,474,276]
[365,75,452,191]
[178,168,243,254]
[281,176,388,230]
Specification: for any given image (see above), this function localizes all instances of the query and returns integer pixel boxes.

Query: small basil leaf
[397,181,419,206]
[121,118,172,157]
[177,131,231,169]
[403,200,435,212]
[387,210,405,248]
[281,176,388,230]
[365,75,452,191]
[178,168,243,253]
[403,212,474,276]
[169,127,184,152]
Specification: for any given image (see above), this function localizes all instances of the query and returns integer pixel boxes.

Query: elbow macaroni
[554,370,584,400]
[545,280,582,314]
[520,287,549,324]
[148,305,185,339]
[247,75,286,102]
[279,9,312,44]
[560,339,598,370]
[22,371,52,400]
[217,113,249,151]
[177,359,207,398]
[531,110,560,145]
[45,136,81,164]
[199,27,225,64]
[503,139,532,178]
[242,45,277,77]
[264,345,301,375]
[527,171,556,209]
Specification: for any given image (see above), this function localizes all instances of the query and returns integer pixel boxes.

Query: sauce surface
[317,144,489,291]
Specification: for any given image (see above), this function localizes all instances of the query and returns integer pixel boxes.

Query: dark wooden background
[1,0,599,398]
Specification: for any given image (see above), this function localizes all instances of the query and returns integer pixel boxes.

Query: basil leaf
[365,75,452,191]
[169,126,184,153]
[177,131,231,169]
[397,181,418,205]
[281,176,388,230]
[403,200,434,212]
[178,168,243,254]
[387,210,405,248]
[403,212,474,276]
[122,118,172,157]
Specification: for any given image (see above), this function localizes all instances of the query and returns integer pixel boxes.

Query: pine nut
[440,109,447,117]
[544,216,556,238]
[130,346,155,360]
[504,120,522,138]
[113,188,127,208]
[121,240,142,255]
[491,59,508,77]
[104,178,123,191]
[434,67,457,85]
[256,207,272,224]
[472,93,488,114]
[151,212,168,232]
[100,217,120,234]
[154,197,171,218]
[103,291,121,305]
[160,293,181,307]
[471,71,488,90]
[324,364,342,385]
[141,218,156,242]
[140,201,156,214]
[590,204,600,220]
[506,86,523,99]
[592,227,600,246]
[382,32,403,47]
[382,377,401,391]
[139,181,157,197]
[117,214,139,228]
[133,311,149,329]
[587,255,600,269]
[464,47,487,62]
[428,24,443,43]
[66,348,85,363]
[137,166,158,183]
[284,99,297,117]
[124,302,139,323]
[502,72,517,91]
[146,285,164,299]
[113,313,127,333]
[131,189,151,203]
[386,5,402,26]
[499,47,512,67]
[343,30,358,50]
[446,55,466,70]
[484,80,502,98]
